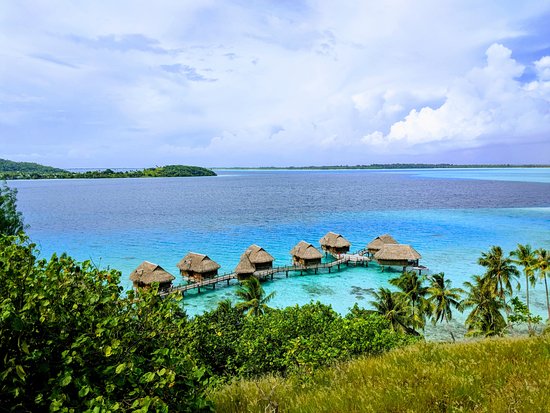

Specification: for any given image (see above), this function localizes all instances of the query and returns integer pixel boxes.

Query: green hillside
[0,159,216,179]
[211,334,550,412]
[0,158,67,174]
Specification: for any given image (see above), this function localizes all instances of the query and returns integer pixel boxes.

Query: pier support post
[286,271,288,278]
[198,286,201,294]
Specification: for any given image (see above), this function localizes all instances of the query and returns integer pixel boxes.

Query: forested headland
[0,159,216,179]
[221,163,549,170]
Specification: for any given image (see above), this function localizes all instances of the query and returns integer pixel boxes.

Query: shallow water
[9,168,550,322]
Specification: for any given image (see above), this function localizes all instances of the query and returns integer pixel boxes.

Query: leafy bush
[0,235,212,412]
[224,302,418,378]
[184,302,244,378]
[0,182,25,236]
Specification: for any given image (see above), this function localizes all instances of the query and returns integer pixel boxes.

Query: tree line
[0,159,216,180]
[365,243,548,341]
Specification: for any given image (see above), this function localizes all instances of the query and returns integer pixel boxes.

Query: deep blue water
[8,168,550,325]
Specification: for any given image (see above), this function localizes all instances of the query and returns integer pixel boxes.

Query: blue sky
[1,1,549,167]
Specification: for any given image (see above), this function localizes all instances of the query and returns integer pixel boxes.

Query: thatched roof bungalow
[246,244,275,271]
[374,244,421,268]
[366,234,398,256]
[319,232,351,255]
[290,241,323,267]
[235,244,275,280]
[129,261,175,291]
[235,252,256,280]
[177,252,221,282]
[234,244,275,280]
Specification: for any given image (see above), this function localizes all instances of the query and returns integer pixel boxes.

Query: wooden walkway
[160,252,371,297]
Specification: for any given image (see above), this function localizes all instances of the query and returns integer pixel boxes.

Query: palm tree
[478,246,519,316]
[530,248,549,320]
[216,298,234,313]
[389,271,429,330]
[368,287,419,335]
[511,244,537,331]
[235,277,276,316]
[463,275,507,337]
[426,272,464,342]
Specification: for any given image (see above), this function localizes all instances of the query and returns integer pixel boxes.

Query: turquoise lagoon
[10,168,550,326]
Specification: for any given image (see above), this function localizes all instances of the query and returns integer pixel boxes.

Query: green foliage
[0,159,216,180]
[511,244,537,332]
[508,296,542,328]
[181,301,418,381]
[212,335,550,413]
[184,301,244,378]
[463,275,507,337]
[229,302,418,378]
[0,158,66,174]
[77,165,216,179]
[477,245,520,306]
[367,287,420,335]
[0,182,26,236]
[427,272,464,325]
[389,271,430,331]
[531,248,550,320]
[0,235,212,412]
[235,277,276,316]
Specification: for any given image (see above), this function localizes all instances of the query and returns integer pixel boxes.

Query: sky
[1,1,549,168]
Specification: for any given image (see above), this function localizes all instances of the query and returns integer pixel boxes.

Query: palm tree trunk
[525,274,532,332]
[445,313,455,343]
[544,275,550,321]
[499,279,514,330]
[499,278,510,322]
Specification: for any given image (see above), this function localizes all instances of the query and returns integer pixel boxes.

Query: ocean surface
[9,168,550,329]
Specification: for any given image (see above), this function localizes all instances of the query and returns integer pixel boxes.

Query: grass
[210,334,550,412]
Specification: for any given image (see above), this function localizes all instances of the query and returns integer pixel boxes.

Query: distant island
[0,159,216,180]
[219,163,549,170]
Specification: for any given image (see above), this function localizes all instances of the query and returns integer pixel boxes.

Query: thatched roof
[320,232,351,248]
[177,252,221,273]
[374,244,421,261]
[235,253,255,274]
[245,244,274,264]
[129,261,175,285]
[290,241,323,260]
[367,234,398,251]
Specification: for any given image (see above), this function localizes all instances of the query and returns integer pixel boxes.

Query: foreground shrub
[227,302,418,377]
[0,235,211,412]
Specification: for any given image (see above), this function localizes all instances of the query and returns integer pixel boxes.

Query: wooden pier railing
[160,253,371,297]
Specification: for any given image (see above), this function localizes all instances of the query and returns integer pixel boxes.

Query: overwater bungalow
[234,244,275,280]
[129,261,175,291]
[374,244,421,269]
[177,252,221,283]
[366,234,398,256]
[290,241,323,267]
[235,252,255,280]
[319,232,351,256]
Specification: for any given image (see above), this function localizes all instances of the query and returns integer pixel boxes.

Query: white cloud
[1,1,550,166]
[362,44,550,152]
